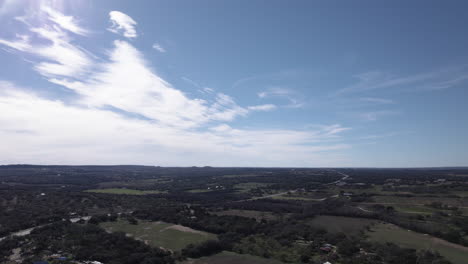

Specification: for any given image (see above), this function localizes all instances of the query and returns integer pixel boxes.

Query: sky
[0,0,467,167]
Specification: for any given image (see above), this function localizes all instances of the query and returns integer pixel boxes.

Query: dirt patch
[9,248,21,261]
[430,237,468,252]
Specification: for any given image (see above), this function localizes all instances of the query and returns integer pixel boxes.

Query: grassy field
[381,204,437,215]
[221,174,259,178]
[233,182,272,192]
[181,251,284,264]
[186,188,213,193]
[272,195,324,201]
[211,209,282,221]
[100,220,217,251]
[367,222,468,264]
[85,188,165,195]
[372,195,468,207]
[308,215,377,235]
[97,178,173,188]
[452,191,468,198]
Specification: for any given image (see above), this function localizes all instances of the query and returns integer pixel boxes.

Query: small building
[320,246,332,252]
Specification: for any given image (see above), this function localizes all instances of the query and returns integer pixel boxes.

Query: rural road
[324,171,350,186]
[356,206,373,213]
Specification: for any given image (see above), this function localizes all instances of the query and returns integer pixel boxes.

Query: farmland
[181,251,284,264]
[100,220,217,251]
[307,215,377,235]
[85,188,166,195]
[367,222,468,264]
[211,209,282,221]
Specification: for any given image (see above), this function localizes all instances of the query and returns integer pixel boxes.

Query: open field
[221,174,259,178]
[271,190,333,201]
[84,188,166,195]
[233,182,272,192]
[367,222,468,264]
[211,209,283,221]
[97,178,173,188]
[272,194,325,201]
[371,195,468,207]
[181,251,284,264]
[452,191,468,198]
[186,188,213,193]
[100,220,217,251]
[392,204,441,214]
[308,215,377,235]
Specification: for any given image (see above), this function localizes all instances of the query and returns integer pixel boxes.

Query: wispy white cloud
[322,124,352,135]
[41,6,89,36]
[182,76,201,88]
[334,67,468,96]
[257,87,304,108]
[152,43,166,53]
[108,11,137,38]
[0,34,31,51]
[360,97,395,104]
[181,77,215,95]
[248,104,277,111]
[0,8,93,78]
[359,131,405,140]
[51,40,252,128]
[202,87,214,93]
[257,87,291,98]
[359,110,400,122]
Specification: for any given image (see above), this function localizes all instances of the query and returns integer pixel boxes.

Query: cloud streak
[334,67,468,96]
[41,6,89,36]
[0,7,93,78]
[152,43,166,53]
[359,110,400,122]
[248,104,277,111]
[258,87,304,108]
[108,11,138,38]
[360,97,395,104]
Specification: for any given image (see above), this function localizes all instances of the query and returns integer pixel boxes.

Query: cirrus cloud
[108,11,138,38]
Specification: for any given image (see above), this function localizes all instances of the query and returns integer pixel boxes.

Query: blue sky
[0,0,467,167]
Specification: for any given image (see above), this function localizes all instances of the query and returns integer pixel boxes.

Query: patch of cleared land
[308,215,377,235]
[392,204,440,215]
[272,193,329,201]
[181,251,284,264]
[211,209,282,221]
[98,178,172,188]
[372,195,468,207]
[367,222,468,264]
[186,188,213,193]
[85,188,165,195]
[222,174,259,178]
[234,182,272,192]
[100,220,217,251]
